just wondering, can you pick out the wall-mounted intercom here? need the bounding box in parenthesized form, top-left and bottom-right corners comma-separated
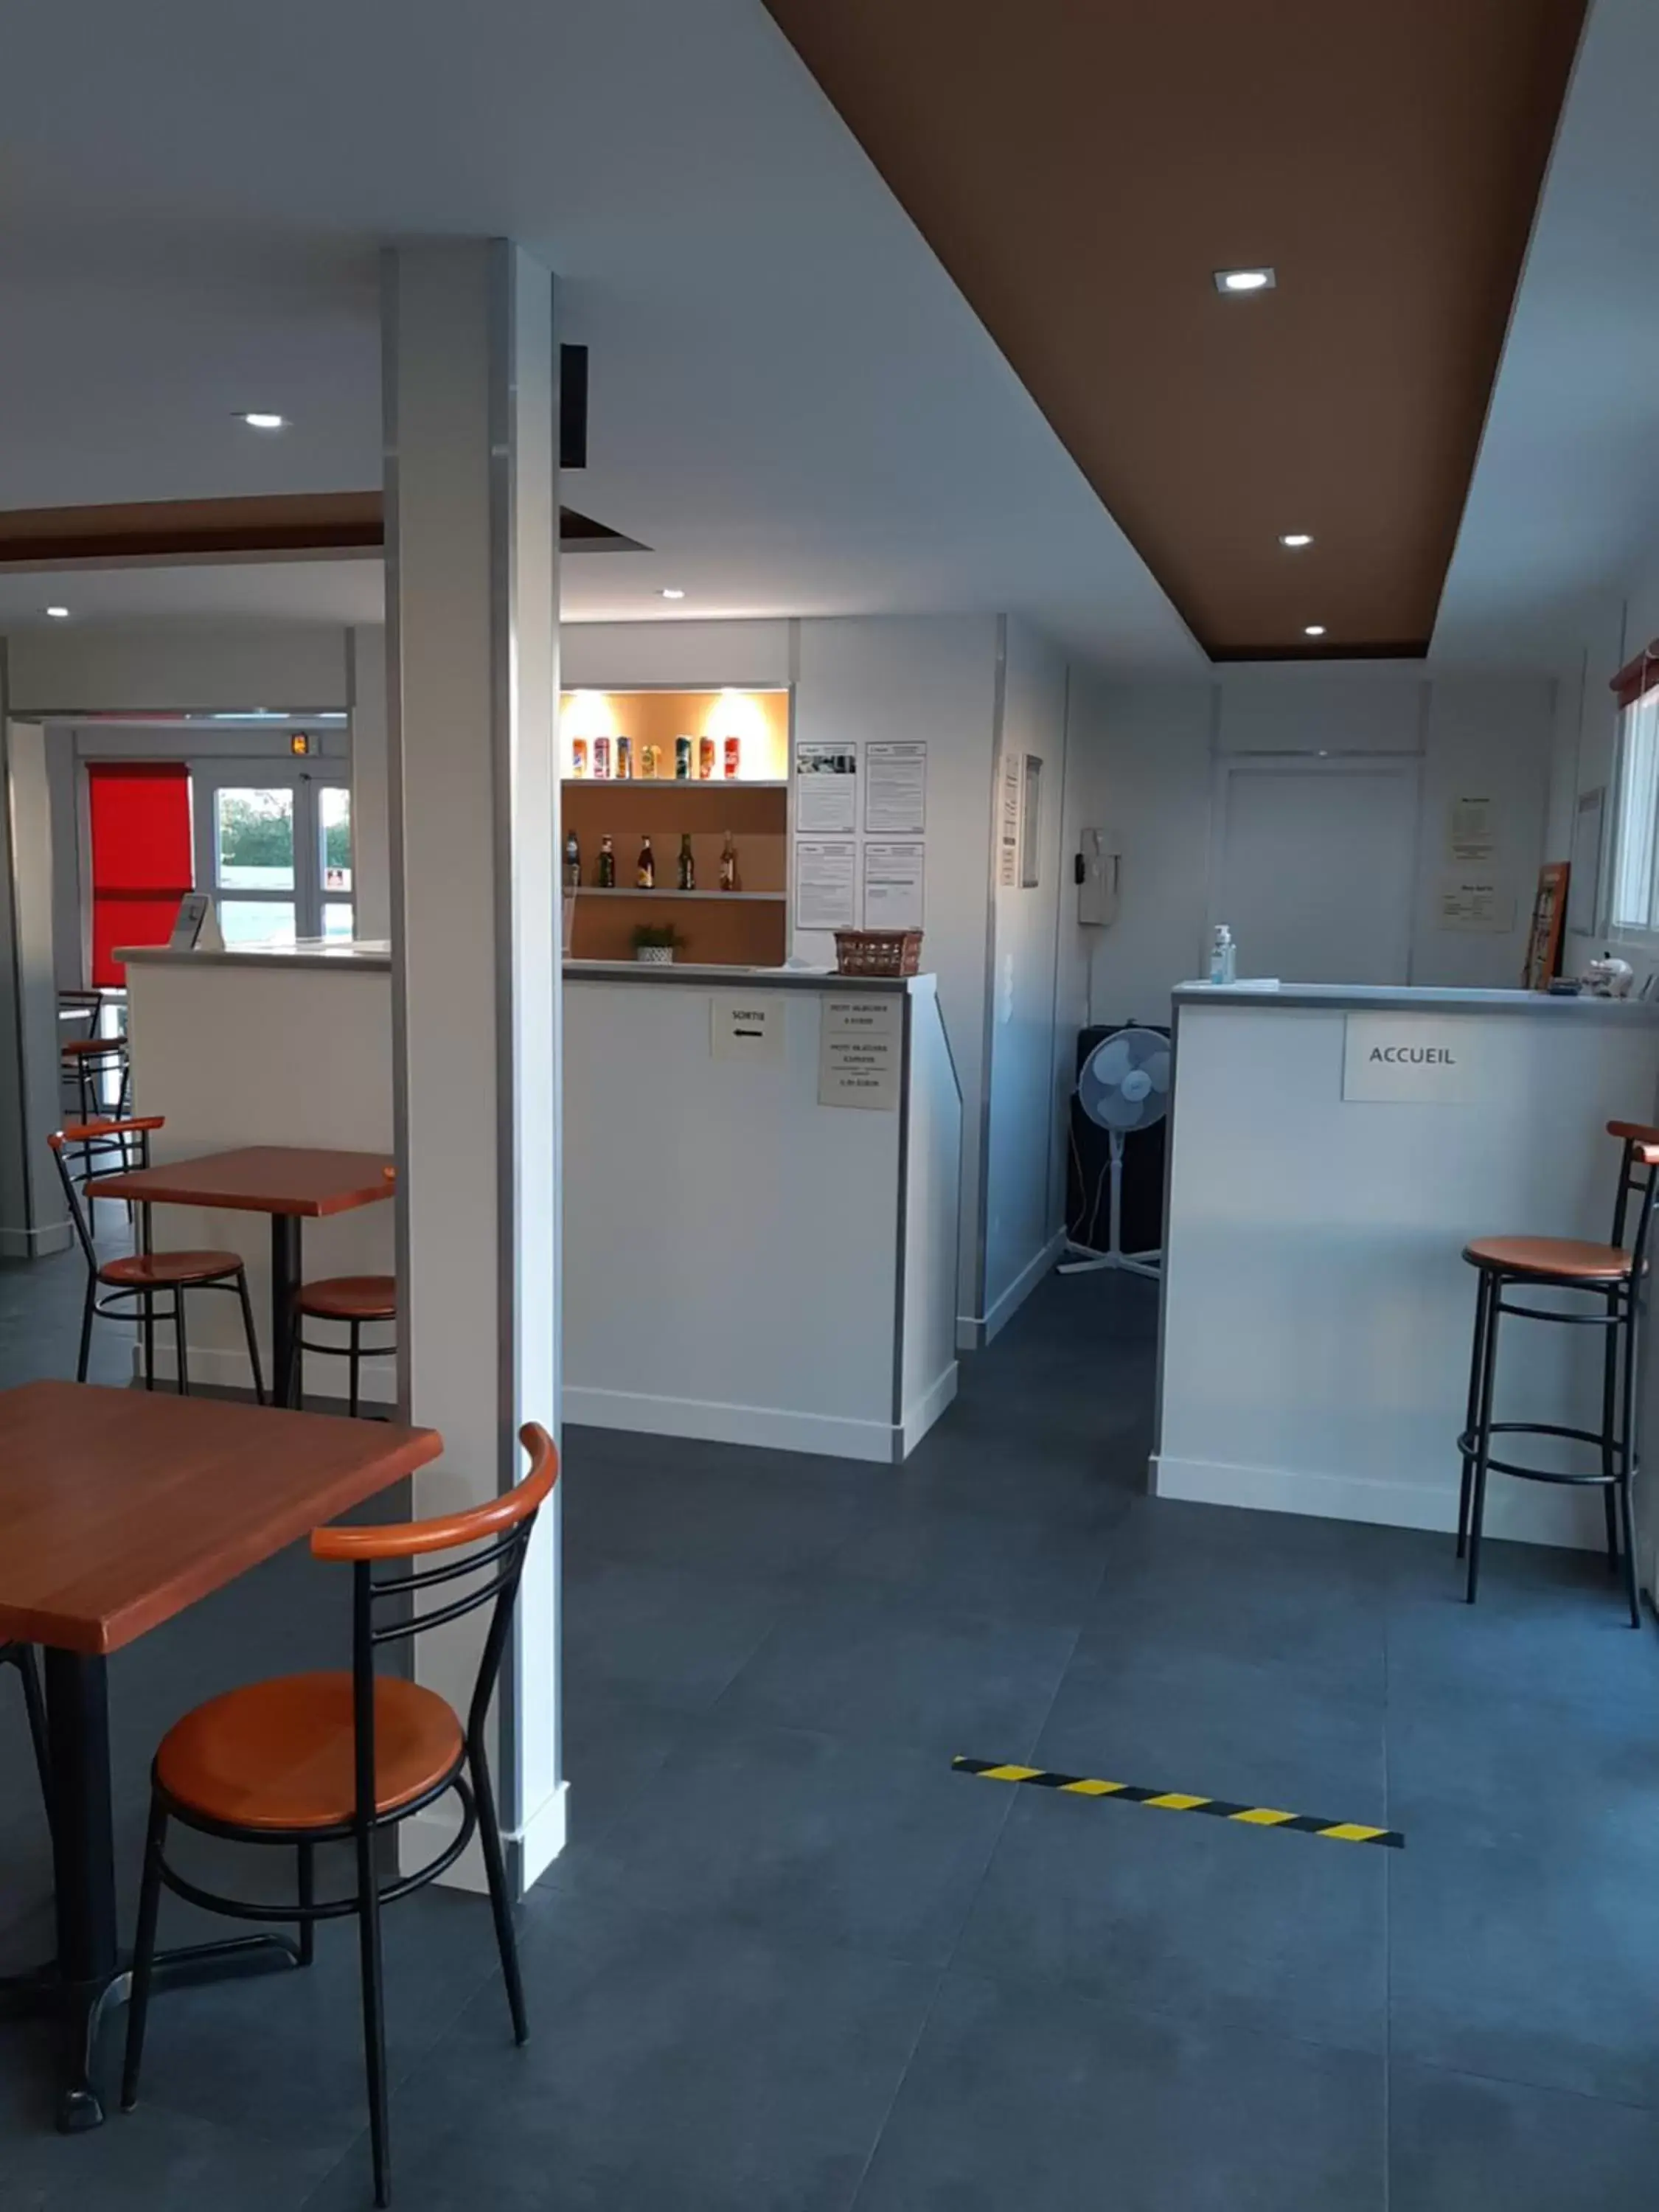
(1076, 828, 1120, 926)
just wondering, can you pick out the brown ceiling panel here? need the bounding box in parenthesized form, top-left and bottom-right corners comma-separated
(764, 0, 1586, 659)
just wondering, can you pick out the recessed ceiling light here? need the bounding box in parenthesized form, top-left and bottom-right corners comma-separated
(1304, 624, 1327, 638)
(240, 411, 288, 431)
(1279, 532, 1313, 549)
(1214, 267, 1276, 294)
(45, 605, 70, 619)
(658, 588, 686, 600)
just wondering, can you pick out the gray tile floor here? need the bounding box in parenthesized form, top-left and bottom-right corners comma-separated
(4, 1234, 1659, 2206)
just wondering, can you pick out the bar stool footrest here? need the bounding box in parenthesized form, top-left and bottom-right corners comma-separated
(1455, 1419, 1631, 1486)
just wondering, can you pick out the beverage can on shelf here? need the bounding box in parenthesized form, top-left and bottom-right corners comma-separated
(571, 738, 589, 778)
(698, 736, 716, 781)
(723, 735, 741, 780)
(675, 736, 692, 780)
(616, 735, 633, 779)
(593, 735, 611, 779)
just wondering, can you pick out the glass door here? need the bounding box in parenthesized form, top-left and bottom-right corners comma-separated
(195, 769, 353, 945)
(319, 783, 355, 941)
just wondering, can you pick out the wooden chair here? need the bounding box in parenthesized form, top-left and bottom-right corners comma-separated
(122, 1423, 558, 2209)
(295, 1163, 397, 1416)
(1, 1640, 51, 1823)
(49, 1121, 264, 1399)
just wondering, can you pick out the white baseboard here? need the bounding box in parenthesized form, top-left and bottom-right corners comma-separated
(563, 1382, 900, 1464)
(403, 1778, 568, 1899)
(900, 1361, 958, 1458)
(1152, 1450, 1613, 1551)
(133, 1341, 397, 1405)
(961, 1228, 1067, 1352)
(0, 1218, 74, 1260)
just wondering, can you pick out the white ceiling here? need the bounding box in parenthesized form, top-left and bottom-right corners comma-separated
(0, 0, 1202, 670)
(1434, 0, 1659, 667)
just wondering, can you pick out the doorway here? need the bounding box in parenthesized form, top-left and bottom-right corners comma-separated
(1208, 754, 1420, 985)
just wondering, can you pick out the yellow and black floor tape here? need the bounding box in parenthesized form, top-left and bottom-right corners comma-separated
(952, 1756, 1403, 1848)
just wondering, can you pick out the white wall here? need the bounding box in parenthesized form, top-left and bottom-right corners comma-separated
(7, 622, 349, 716)
(1067, 664, 1557, 1029)
(981, 618, 1071, 1335)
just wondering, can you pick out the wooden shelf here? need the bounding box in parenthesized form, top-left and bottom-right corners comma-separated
(571, 888, 783, 902)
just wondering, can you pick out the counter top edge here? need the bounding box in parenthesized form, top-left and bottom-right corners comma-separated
(1174, 981, 1659, 1020)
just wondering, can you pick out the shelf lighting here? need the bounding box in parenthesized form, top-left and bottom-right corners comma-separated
(1214, 267, 1276, 294)
(658, 588, 686, 600)
(1279, 532, 1313, 549)
(1304, 625, 1327, 638)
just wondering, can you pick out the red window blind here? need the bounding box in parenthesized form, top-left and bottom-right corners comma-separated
(86, 764, 193, 987)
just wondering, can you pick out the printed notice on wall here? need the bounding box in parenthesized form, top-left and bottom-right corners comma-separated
(1437, 876, 1514, 933)
(818, 995, 902, 1110)
(1343, 1014, 1492, 1103)
(796, 742, 858, 832)
(865, 742, 927, 834)
(794, 841, 858, 931)
(863, 843, 925, 930)
(1447, 796, 1497, 866)
(998, 752, 1022, 887)
(710, 994, 785, 1065)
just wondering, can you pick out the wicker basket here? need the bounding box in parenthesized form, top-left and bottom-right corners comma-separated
(832, 928, 924, 977)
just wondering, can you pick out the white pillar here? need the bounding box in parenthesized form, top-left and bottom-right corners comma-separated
(0, 675, 71, 1259)
(383, 241, 563, 1893)
(347, 626, 392, 944)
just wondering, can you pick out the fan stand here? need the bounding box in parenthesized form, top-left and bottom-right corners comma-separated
(1060, 1129, 1162, 1280)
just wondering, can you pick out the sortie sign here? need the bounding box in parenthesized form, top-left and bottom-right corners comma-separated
(1342, 1015, 1486, 1102)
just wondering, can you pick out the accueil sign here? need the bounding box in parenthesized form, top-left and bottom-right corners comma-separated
(1342, 1015, 1486, 1103)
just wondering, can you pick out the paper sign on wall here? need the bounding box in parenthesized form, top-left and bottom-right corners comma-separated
(998, 752, 1022, 888)
(818, 995, 902, 1109)
(1447, 796, 1497, 865)
(795, 841, 858, 931)
(795, 743, 858, 832)
(1343, 1015, 1491, 1103)
(863, 843, 925, 930)
(1437, 877, 1514, 933)
(865, 742, 927, 833)
(711, 995, 785, 1064)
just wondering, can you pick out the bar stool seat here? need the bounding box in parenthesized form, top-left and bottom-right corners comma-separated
(100, 1249, 247, 1289)
(297, 1276, 397, 1322)
(1464, 1236, 1632, 1281)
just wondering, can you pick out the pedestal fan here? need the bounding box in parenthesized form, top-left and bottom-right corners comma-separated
(1059, 1026, 1169, 1280)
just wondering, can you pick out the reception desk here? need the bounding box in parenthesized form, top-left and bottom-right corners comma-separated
(119, 947, 961, 1463)
(1155, 982, 1659, 1548)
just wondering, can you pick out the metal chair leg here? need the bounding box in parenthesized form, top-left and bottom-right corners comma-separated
(1466, 1282, 1503, 1605)
(11, 1644, 52, 1821)
(142, 1293, 156, 1391)
(298, 1842, 316, 1968)
(355, 1817, 391, 2208)
(234, 1270, 266, 1405)
(174, 1291, 190, 1397)
(1457, 1270, 1492, 1559)
(1620, 1290, 1643, 1630)
(1602, 1285, 1621, 1573)
(120, 1799, 170, 2110)
(349, 1320, 361, 1420)
(470, 1741, 529, 2045)
(75, 1278, 96, 1384)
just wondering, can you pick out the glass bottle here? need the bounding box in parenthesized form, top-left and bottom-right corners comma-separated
(563, 830, 580, 890)
(636, 836, 655, 890)
(597, 834, 616, 888)
(678, 832, 695, 891)
(719, 831, 738, 892)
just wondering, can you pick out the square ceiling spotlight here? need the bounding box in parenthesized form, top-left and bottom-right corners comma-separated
(1214, 267, 1276, 294)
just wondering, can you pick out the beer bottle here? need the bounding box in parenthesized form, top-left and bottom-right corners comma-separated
(678, 832, 695, 891)
(563, 830, 580, 890)
(636, 836, 655, 890)
(719, 832, 738, 892)
(597, 834, 616, 888)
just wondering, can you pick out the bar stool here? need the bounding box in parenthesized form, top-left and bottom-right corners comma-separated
(1458, 1119, 1659, 1624)
(60, 1035, 131, 1127)
(293, 1276, 397, 1416)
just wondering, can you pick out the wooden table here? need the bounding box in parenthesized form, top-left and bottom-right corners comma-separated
(92, 1146, 394, 1408)
(0, 1381, 441, 2132)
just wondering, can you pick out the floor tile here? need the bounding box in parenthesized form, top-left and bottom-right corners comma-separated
(300, 1909, 938, 2212)
(539, 1720, 1013, 1969)
(851, 1969, 1385, 2211)
(560, 1557, 788, 1715)
(1390, 1825, 1659, 2106)
(1389, 2059, 1659, 2211)
(1385, 1556, 1659, 1714)
(815, 1495, 1121, 1627)
(954, 1782, 1387, 2053)
(714, 1585, 1079, 1753)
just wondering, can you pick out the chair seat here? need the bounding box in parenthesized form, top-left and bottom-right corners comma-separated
(298, 1274, 397, 1322)
(100, 1249, 244, 1288)
(60, 1037, 125, 1060)
(1464, 1234, 1632, 1281)
(155, 1672, 464, 1832)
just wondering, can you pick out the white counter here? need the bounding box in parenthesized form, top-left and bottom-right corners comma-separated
(1155, 982, 1659, 1547)
(119, 947, 962, 1459)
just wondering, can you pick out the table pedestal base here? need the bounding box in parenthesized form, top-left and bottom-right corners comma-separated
(0, 1934, 301, 2131)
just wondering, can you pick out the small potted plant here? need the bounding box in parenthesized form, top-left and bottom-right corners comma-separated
(630, 921, 684, 966)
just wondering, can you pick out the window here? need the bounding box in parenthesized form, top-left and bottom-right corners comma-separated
(212, 784, 297, 947)
(1609, 684, 1659, 933)
(192, 769, 352, 945)
(86, 763, 193, 986)
(320, 785, 354, 939)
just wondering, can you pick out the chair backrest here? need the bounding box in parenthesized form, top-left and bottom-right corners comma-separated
(311, 1423, 559, 1831)
(1607, 1121, 1659, 1270)
(47, 1117, 163, 1267)
(58, 990, 102, 1040)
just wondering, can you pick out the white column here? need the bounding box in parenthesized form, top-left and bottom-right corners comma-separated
(0, 675, 71, 1259)
(347, 626, 392, 943)
(383, 241, 563, 1893)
